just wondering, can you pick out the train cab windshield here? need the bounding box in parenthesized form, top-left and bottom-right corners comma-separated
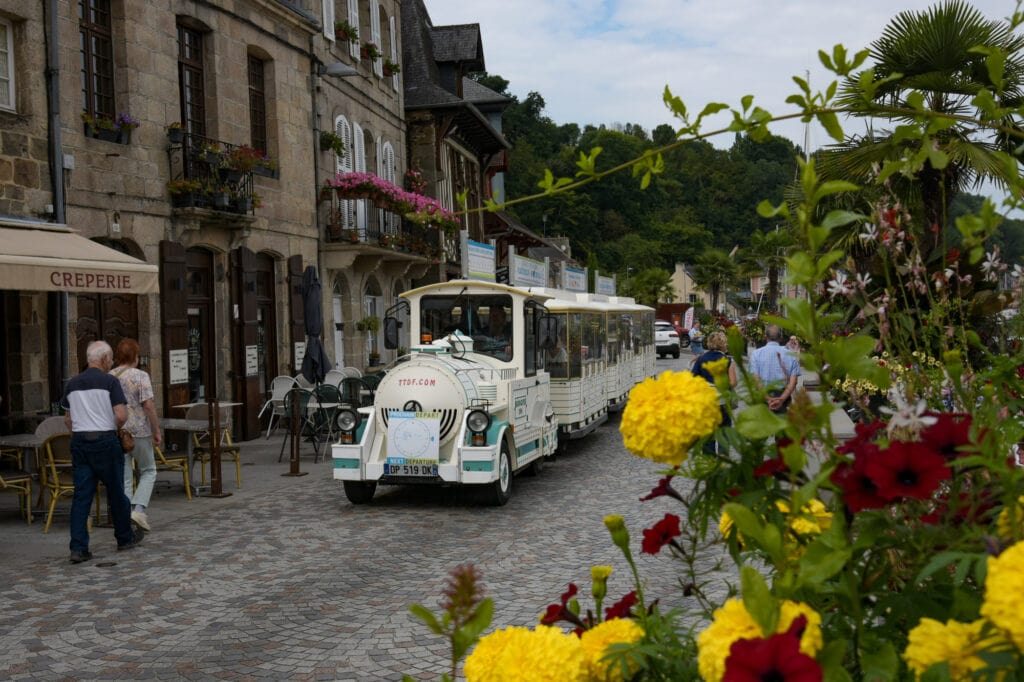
(420, 294, 514, 361)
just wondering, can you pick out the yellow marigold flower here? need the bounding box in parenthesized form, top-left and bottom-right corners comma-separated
(591, 565, 612, 600)
(579, 619, 645, 682)
(996, 496, 1024, 540)
(697, 598, 823, 682)
(620, 370, 722, 465)
(777, 499, 832, 536)
(904, 618, 1002, 680)
(464, 625, 587, 682)
(590, 566, 613, 581)
(981, 540, 1024, 650)
(705, 357, 729, 377)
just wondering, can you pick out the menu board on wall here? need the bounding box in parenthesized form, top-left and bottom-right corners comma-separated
(168, 349, 188, 385)
(245, 345, 259, 377)
(294, 341, 306, 368)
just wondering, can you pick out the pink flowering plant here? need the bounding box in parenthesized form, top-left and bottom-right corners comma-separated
(323, 171, 461, 234)
(405, 4, 1024, 680)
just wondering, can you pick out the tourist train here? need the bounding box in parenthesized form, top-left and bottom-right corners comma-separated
(331, 279, 656, 505)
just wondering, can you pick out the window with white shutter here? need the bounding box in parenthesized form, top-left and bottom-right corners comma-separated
(353, 123, 366, 233)
(370, 0, 382, 78)
(375, 136, 385, 234)
(0, 19, 13, 111)
(389, 15, 399, 91)
(323, 0, 335, 42)
(335, 116, 354, 230)
(383, 141, 397, 230)
(348, 0, 360, 60)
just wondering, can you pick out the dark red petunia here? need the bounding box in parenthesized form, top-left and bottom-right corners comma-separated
(640, 475, 684, 502)
(540, 583, 581, 627)
(835, 419, 886, 456)
(723, 615, 822, 682)
(830, 444, 889, 513)
(865, 440, 950, 501)
(920, 412, 973, 460)
(755, 456, 787, 477)
(641, 513, 682, 555)
(604, 590, 637, 620)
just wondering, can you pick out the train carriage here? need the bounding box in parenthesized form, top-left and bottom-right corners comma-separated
(331, 279, 655, 506)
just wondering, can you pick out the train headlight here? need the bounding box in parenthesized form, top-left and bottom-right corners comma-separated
(337, 409, 361, 443)
(467, 409, 491, 446)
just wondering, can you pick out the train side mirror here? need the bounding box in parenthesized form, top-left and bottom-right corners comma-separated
(538, 315, 559, 350)
(383, 317, 400, 349)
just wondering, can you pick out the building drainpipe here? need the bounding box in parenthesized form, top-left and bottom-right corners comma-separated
(45, 0, 70, 408)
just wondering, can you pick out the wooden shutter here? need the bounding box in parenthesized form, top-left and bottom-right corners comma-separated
(389, 14, 399, 91)
(354, 123, 366, 233)
(232, 246, 260, 439)
(348, 0, 360, 60)
(370, 0, 382, 78)
(288, 255, 304, 374)
(336, 116, 354, 230)
(159, 240, 189, 411)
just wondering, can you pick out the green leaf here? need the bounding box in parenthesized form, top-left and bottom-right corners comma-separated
(409, 604, 444, 635)
(723, 503, 767, 548)
(860, 639, 899, 681)
(736, 404, 787, 440)
(740, 565, 777, 636)
(821, 210, 865, 230)
(811, 180, 860, 205)
(698, 102, 729, 119)
(757, 199, 789, 219)
(797, 540, 851, 587)
(452, 598, 494, 661)
(818, 640, 853, 682)
(817, 111, 844, 142)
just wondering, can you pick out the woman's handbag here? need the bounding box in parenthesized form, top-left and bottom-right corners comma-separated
(118, 428, 136, 453)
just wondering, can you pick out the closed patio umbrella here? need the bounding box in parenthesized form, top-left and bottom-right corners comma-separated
(300, 266, 332, 385)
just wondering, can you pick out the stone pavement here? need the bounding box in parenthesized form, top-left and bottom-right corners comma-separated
(0, 418, 725, 680)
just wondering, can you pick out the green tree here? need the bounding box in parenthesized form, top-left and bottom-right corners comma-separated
(691, 248, 740, 312)
(621, 267, 674, 307)
(740, 229, 795, 313)
(825, 0, 1024, 255)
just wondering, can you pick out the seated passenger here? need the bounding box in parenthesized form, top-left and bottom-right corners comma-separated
(480, 307, 512, 360)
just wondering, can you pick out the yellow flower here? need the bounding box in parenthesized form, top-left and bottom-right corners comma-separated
(981, 540, 1024, 650)
(590, 566, 613, 581)
(697, 599, 823, 682)
(777, 499, 832, 536)
(904, 618, 1003, 680)
(705, 357, 729, 377)
(995, 496, 1024, 540)
(620, 370, 722, 465)
(579, 619, 645, 681)
(591, 565, 612, 600)
(464, 625, 587, 682)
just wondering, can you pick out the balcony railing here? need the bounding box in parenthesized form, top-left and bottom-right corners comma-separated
(167, 132, 256, 215)
(323, 198, 441, 259)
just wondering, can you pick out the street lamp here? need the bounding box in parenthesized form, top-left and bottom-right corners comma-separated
(626, 266, 634, 289)
(317, 62, 359, 78)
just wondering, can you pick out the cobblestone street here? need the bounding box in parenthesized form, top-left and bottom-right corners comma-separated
(0, 357, 735, 680)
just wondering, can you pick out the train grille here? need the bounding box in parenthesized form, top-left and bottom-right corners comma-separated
(379, 407, 460, 443)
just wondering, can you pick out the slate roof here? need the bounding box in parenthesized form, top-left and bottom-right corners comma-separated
(430, 25, 484, 67)
(462, 77, 511, 109)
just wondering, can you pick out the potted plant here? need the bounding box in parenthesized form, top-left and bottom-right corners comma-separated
(166, 178, 203, 208)
(199, 141, 223, 165)
(230, 187, 253, 213)
(220, 144, 259, 182)
(166, 122, 186, 144)
(81, 112, 118, 142)
(334, 19, 359, 42)
(368, 350, 381, 366)
(252, 151, 278, 178)
(114, 113, 139, 143)
(355, 315, 381, 334)
(360, 41, 382, 61)
(319, 131, 345, 156)
(382, 58, 400, 77)
(206, 182, 231, 210)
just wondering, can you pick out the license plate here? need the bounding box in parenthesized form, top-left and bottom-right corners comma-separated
(387, 463, 438, 476)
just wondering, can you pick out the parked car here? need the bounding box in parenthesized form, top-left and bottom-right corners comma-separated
(655, 320, 681, 358)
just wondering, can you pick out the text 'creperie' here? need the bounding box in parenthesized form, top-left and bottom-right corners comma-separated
(50, 271, 132, 290)
(398, 378, 437, 387)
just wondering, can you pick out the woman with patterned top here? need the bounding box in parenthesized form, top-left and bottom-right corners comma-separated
(110, 338, 162, 531)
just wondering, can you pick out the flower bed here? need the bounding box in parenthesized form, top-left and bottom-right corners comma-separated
(322, 171, 461, 235)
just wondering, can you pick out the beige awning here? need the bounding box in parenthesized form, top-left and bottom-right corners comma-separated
(0, 220, 159, 294)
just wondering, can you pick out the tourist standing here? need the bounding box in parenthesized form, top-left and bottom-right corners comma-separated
(111, 338, 161, 531)
(688, 320, 704, 355)
(748, 324, 800, 414)
(62, 340, 143, 564)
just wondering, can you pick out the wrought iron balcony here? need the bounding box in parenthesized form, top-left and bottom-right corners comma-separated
(166, 132, 258, 215)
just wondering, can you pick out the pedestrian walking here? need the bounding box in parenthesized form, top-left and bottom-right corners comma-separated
(692, 331, 738, 454)
(748, 324, 800, 414)
(110, 338, 161, 531)
(61, 340, 144, 564)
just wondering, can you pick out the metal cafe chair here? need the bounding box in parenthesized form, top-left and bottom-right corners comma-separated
(278, 388, 322, 462)
(258, 375, 297, 439)
(40, 433, 103, 533)
(312, 383, 343, 456)
(0, 468, 32, 524)
(154, 444, 192, 500)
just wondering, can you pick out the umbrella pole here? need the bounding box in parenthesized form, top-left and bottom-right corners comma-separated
(283, 390, 308, 477)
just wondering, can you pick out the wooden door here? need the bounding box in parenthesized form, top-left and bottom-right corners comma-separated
(231, 246, 260, 439)
(160, 241, 189, 410)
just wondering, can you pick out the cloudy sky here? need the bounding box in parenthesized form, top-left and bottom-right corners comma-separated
(424, 0, 1017, 153)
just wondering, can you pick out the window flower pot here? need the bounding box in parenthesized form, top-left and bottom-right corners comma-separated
(167, 127, 185, 144)
(234, 197, 253, 213)
(170, 192, 200, 208)
(218, 168, 243, 184)
(211, 192, 231, 210)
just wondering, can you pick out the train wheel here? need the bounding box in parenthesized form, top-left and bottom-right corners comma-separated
(343, 481, 377, 504)
(486, 442, 513, 506)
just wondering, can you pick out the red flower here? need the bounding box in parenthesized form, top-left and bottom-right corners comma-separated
(830, 444, 889, 513)
(540, 583, 582, 627)
(835, 420, 886, 456)
(604, 590, 637, 620)
(755, 456, 787, 477)
(641, 513, 682, 555)
(865, 440, 950, 501)
(640, 475, 683, 502)
(723, 616, 822, 682)
(920, 412, 973, 460)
